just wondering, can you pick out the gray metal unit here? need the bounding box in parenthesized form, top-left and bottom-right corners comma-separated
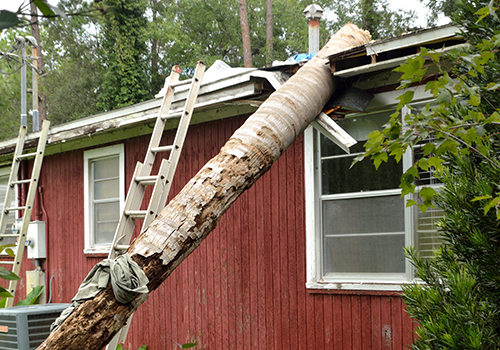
(0, 303, 69, 350)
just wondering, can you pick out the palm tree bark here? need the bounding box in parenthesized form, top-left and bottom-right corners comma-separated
(36, 23, 371, 350)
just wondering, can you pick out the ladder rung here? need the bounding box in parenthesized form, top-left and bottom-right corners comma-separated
(0, 261, 15, 265)
(16, 152, 38, 160)
(135, 175, 158, 185)
(0, 234, 21, 238)
(114, 245, 130, 251)
(124, 210, 146, 219)
(11, 179, 32, 185)
(6, 206, 26, 212)
(160, 111, 183, 121)
(151, 145, 174, 153)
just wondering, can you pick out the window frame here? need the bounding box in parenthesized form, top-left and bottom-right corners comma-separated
(305, 88, 435, 291)
(83, 144, 125, 254)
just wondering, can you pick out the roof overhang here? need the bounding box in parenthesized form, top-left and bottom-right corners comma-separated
(0, 63, 285, 165)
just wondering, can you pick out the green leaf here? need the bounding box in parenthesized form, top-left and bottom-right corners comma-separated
(16, 286, 44, 306)
(419, 186, 437, 206)
(0, 286, 13, 298)
(115, 345, 124, 350)
(396, 91, 415, 110)
(137, 346, 148, 350)
(406, 199, 418, 207)
(484, 197, 500, 214)
(0, 10, 19, 30)
(475, 6, 490, 22)
(436, 89, 453, 104)
(0, 297, 6, 308)
(371, 152, 388, 170)
(0, 244, 16, 255)
(417, 204, 428, 213)
(472, 195, 492, 202)
(34, 0, 56, 16)
(4, 249, 14, 258)
(0, 266, 20, 280)
(182, 343, 198, 349)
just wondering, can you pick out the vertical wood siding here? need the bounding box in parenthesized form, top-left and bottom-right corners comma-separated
(1, 115, 417, 349)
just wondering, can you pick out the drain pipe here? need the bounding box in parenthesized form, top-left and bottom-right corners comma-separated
(303, 4, 324, 54)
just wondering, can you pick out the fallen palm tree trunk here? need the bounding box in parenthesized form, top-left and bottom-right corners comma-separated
(37, 23, 371, 350)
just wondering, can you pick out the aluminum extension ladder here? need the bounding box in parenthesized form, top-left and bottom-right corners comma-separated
(107, 61, 205, 349)
(0, 120, 50, 308)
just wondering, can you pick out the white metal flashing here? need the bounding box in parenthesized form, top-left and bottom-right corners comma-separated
(366, 25, 462, 56)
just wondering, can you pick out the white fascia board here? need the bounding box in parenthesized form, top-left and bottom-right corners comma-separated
(366, 25, 462, 56)
(336, 43, 469, 78)
(311, 112, 357, 153)
(0, 70, 276, 151)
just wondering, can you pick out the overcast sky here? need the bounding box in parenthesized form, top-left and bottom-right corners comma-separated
(4, 0, 448, 30)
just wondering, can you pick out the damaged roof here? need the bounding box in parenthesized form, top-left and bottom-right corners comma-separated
(0, 25, 466, 165)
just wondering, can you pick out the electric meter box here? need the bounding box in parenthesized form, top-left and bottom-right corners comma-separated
(27, 221, 46, 259)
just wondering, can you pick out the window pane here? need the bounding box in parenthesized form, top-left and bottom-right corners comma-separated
(95, 201, 120, 222)
(95, 222, 118, 244)
(93, 157, 119, 180)
(321, 142, 402, 195)
(415, 205, 444, 259)
(94, 178, 119, 200)
(94, 201, 119, 245)
(322, 195, 405, 235)
(323, 234, 405, 273)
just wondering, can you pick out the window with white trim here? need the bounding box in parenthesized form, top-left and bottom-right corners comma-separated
(305, 102, 442, 290)
(0, 167, 17, 250)
(84, 144, 125, 253)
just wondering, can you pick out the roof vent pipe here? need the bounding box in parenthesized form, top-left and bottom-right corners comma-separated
(303, 4, 324, 54)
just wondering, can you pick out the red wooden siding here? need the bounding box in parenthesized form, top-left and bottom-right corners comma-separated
(1, 115, 417, 349)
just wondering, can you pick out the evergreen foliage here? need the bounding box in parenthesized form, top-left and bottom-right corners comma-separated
(0, 0, 418, 139)
(360, 0, 500, 348)
(97, 0, 150, 110)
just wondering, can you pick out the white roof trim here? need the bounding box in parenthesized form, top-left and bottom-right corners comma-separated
(366, 25, 462, 56)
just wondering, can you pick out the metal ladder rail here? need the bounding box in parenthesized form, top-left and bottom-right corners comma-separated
(0, 126, 28, 236)
(142, 61, 206, 231)
(106, 62, 206, 350)
(0, 120, 50, 308)
(109, 62, 206, 258)
(107, 66, 181, 260)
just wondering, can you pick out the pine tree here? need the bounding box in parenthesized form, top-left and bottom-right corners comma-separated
(98, 0, 150, 110)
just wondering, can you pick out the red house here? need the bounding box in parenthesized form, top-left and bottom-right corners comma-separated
(0, 25, 463, 349)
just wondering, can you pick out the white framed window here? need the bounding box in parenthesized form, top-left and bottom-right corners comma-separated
(84, 144, 125, 254)
(305, 90, 442, 291)
(0, 167, 17, 251)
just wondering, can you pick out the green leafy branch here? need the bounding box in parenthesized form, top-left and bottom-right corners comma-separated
(0, 243, 44, 308)
(356, 6, 500, 216)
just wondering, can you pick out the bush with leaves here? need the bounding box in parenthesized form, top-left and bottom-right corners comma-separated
(359, 0, 500, 348)
(0, 243, 44, 308)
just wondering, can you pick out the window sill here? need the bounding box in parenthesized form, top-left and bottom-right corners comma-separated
(84, 248, 110, 258)
(306, 281, 409, 296)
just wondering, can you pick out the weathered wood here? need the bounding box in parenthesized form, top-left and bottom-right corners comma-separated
(37, 23, 371, 349)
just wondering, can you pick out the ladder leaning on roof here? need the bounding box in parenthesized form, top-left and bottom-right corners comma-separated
(0, 120, 50, 308)
(106, 61, 206, 350)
